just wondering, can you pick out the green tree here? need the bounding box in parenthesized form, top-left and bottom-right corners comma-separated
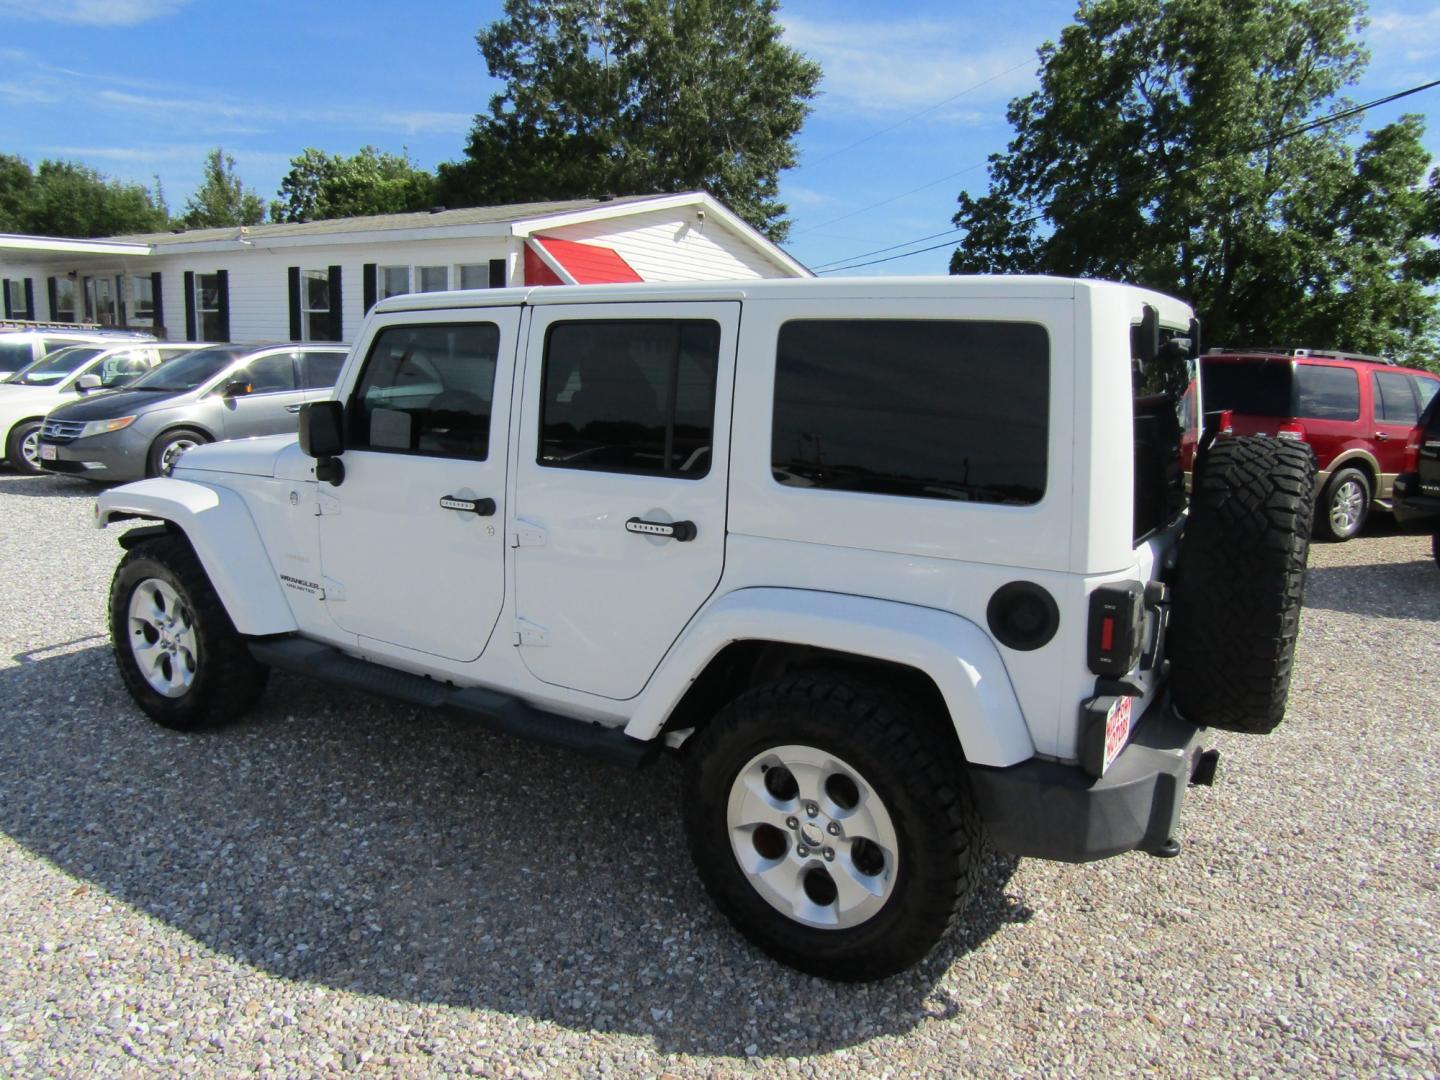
(438, 0, 822, 241)
(0, 155, 170, 237)
(182, 148, 266, 228)
(270, 146, 438, 223)
(950, 0, 1440, 366)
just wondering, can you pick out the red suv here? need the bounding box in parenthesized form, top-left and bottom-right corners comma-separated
(1195, 350, 1440, 541)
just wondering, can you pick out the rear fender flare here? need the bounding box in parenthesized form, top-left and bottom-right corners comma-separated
(96, 478, 298, 636)
(626, 588, 1034, 768)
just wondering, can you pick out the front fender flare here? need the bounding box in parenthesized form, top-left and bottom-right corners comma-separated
(96, 478, 298, 636)
(626, 588, 1034, 768)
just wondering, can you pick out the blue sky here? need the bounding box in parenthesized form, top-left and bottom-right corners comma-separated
(2, 0, 1437, 276)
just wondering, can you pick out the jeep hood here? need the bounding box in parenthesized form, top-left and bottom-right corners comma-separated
(173, 435, 296, 478)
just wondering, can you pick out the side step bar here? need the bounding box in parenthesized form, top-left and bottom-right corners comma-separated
(248, 637, 657, 769)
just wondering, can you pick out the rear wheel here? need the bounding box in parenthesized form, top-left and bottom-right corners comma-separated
(1316, 466, 1370, 542)
(6, 419, 44, 475)
(682, 672, 983, 980)
(148, 428, 208, 477)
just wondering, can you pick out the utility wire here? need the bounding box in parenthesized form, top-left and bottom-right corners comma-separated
(794, 160, 987, 236)
(814, 76, 1440, 275)
(810, 227, 963, 270)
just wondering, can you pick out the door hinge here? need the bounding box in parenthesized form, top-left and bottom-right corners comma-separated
(512, 617, 549, 647)
(511, 519, 546, 547)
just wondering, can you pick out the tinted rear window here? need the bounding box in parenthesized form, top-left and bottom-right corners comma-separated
(1201, 359, 1292, 416)
(772, 320, 1049, 506)
(1294, 365, 1359, 421)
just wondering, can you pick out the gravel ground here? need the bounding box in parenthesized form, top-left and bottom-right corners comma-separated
(0, 469, 1437, 1078)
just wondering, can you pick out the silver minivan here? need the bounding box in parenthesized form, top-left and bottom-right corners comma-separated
(38, 342, 348, 481)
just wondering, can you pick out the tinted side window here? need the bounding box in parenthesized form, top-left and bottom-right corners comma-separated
(539, 321, 719, 478)
(1374, 371, 1419, 424)
(1293, 365, 1358, 421)
(1417, 377, 1440, 420)
(236, 352, 298, 394)
(300, 350, 345, 390)
(350, 323, 498, 460)
(772, 320, 1049, 506)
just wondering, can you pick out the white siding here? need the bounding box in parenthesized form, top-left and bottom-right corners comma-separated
(542, 208, 787, 282)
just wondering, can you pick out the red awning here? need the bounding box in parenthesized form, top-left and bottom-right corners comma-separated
(526, 236, 644, 285)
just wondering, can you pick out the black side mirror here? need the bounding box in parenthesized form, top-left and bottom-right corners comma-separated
(223, 378, 252, 397)
(298, 400, 345, 486)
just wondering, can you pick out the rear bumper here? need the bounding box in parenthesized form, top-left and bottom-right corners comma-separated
(966, 698, 1207, 863)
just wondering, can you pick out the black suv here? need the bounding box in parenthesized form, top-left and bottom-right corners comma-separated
(1392, 392, 1440, 567)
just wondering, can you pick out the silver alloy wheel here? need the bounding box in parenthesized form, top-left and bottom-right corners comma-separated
(726, 744, 900, 929)
(160, 437, 200, 476)
(19, 427, 41, 469)
(127, 578, 198, 698)
(1330, 478, 1366, 536)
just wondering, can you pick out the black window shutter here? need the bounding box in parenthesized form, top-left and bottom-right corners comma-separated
(288, 266, 302, 340)
(362, 263, 377, 314)
(489, 258, 506, 288)
(150, 271, 165, 334)
(183, 270, 196, 340)
(22, 279, 35, 320)
(47, 277, 58, 320)
(2, 279, 11, 319)
(328, 265, 342, 342)
(216, 269, 230, 342)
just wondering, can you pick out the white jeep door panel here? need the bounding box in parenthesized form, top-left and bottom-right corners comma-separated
(317, 313, 519, 661)
(512, 302, 738, 700)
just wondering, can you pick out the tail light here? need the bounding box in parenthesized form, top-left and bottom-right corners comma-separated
(1218, 409, 1234, 436)
(1403, 425, 1423, 473)
(1277, 420, 1307, 441)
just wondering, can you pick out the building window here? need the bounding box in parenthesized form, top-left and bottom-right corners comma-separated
(4, 279, 27, 319)
(195, 273, 224, 340)
(301, 270, 334, 341)
(417, 266, 448, 292)
(86, 276, 118, 326)
(379, 265, 410, 300)
(458, 264, 489, 290)
(53, 278, 76, 322)
(129, 275, 155, 326)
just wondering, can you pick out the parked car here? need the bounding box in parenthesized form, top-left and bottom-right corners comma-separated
(0, 324, 155, 378)
(1199, 349, 1440, 541)
(39, 343, 349, 482)
(0, 342, 207, 473)
(94, 278, 1317, 979)
(1392, 391, 1440, 567)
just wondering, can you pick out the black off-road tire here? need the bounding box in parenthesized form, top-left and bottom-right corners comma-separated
(1315, 465, 1371, 542)
(682, 671, 984, 981)
(147, 428, 209, 478)
(109, 532, 268, 730)
(1169, 436, 1316, 734)
(6, 418, 44, 475)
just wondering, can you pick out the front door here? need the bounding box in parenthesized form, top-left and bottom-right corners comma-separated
(317, 314, 518, 662)
(512, 302, 738, 700)
(218, 349, 308, 439)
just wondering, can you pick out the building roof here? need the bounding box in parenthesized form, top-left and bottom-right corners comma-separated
(107, 194, 679, 247)
(531, 235, 644, 285)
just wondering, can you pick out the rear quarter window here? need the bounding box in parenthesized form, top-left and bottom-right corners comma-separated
(771, 319, 1049, 506)
(1294, 364, 1359, 421)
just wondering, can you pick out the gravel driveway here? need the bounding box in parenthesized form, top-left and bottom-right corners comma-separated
(1, 471, 1436, 1077)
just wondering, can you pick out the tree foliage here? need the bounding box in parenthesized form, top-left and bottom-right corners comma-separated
(182, 148, 266, 228)
(950, 0, 1440, 365)
(438, 0, 821, 241)
(0, 154, 170, 237)
(270, 146, 439, 223)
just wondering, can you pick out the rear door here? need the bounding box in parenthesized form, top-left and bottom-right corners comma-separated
(1372, 370, 1422, 488)
(511, 302, 737, 700)
(299, 348, 348, 402)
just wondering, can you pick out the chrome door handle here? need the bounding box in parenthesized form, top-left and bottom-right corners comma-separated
(440, 495, 496, 516)
(626, 517, 697, 541)
(285, 404, 304, 413)
(1374, 432, 1389, 441)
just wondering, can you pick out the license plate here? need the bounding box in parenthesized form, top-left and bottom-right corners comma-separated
(1103, 695, 1133, 772)
(39, 443, 56, 461)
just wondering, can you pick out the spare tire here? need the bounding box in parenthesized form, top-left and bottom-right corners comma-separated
(1168, 436, 1316, 734)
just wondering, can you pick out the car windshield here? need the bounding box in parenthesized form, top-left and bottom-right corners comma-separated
(127, 345, 249, 392)
(0, 337, 33, 372)
(4, 346, 105, 386)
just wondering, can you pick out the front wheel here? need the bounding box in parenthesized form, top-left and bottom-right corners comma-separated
(682, 672, 983, 980)
(6, 419, 44, 475)
(109, 533, 268, 730)
(148, 428, 208, 478)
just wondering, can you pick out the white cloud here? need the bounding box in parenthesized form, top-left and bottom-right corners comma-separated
(95, 88, 469, 137)
(0, 81, 58, 104)
(783, 14, 1037, 118)
(0, 0, 188, 26)
(1366, 8, 1440, 82)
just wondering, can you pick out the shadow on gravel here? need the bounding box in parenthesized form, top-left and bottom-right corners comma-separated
(1302, 558, 1440, 621)
(0, 473, 102, 498)
(0, 644, 1030, 1057)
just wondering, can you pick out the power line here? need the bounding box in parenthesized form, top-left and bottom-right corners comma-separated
(810, 227, 962, 270)
(794, 160, 987, 236)
(814, 76, 1440, 275)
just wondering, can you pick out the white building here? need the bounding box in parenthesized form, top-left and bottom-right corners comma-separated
(0, 192, 809, 344)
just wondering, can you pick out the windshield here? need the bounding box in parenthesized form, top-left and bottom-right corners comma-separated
(5, 346, 105, 386)
(127, 345, 248, 393)
(0, 337, 32, 372)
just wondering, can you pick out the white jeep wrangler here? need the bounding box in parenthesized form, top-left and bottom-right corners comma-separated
(96, 277, 1315, 980)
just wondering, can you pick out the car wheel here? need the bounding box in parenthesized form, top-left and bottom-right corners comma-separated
(1317, 466, 1371, 542)
(1169, 436, 1316, 734)
(682, 671, 984, 981)
(109, 532, 268, 730)
(148, 428, 208, 477)
(6, 419, 44, 475)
